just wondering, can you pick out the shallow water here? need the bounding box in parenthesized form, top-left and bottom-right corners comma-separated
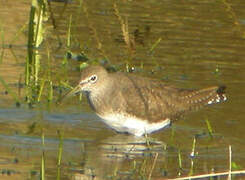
(0, 0, 245, 179)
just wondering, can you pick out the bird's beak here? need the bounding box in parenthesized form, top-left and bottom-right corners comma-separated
(56, 84, 82, 105)
(66, 85, 82, 97)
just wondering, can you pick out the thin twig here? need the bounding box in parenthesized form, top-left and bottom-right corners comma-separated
(148, 153, 158, 180)
(169, 170, 245, 180)
(228, 145, 232, 180)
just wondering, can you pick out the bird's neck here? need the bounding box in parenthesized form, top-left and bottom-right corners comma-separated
(86, 77, 115, 115)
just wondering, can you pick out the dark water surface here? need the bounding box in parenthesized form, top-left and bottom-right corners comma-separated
(0, 0, 245, 179)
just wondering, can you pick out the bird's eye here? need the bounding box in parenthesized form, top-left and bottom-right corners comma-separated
(89, 75, 97, 83)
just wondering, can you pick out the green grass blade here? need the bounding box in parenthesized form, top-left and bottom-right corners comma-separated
(56, 130, 63, 180)
(48, 81, 53, 102)
(178, 149, 182, 169)
(67, 15, 72, 48)
(10, 23, 27, 45)
(37, 78, 46, 102)
(0, 21, 4, 64)
(0, 75, 20, 105)
(41, 131, 45, 180)
(205, 118, 214, 138)
(41, 151, 45, 180)
(150, 37, 162, 52)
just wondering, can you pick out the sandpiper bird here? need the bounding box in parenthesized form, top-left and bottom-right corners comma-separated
(67, 65, 227, 136)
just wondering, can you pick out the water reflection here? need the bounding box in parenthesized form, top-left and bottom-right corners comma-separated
(100, 134, 167, 160)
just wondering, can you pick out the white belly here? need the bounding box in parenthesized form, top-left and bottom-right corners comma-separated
(98, 113, 170, 136)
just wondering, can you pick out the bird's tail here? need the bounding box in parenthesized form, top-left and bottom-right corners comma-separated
(180, 86, 227, 110)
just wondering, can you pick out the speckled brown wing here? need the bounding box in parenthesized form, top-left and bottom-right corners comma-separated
(115, 73, 226, 123)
